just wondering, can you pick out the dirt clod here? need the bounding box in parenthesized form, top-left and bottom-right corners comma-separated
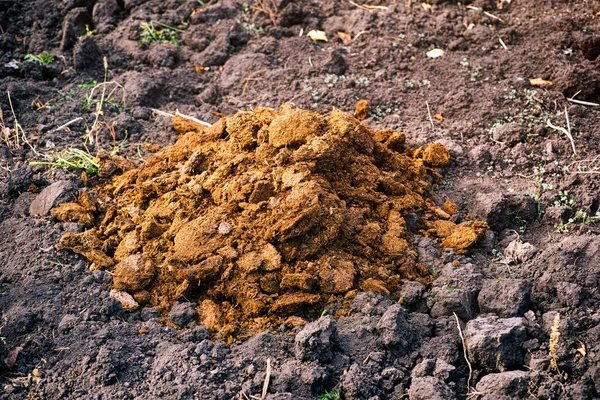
(422, 142, 451, 167)
(53, 105, 483, 337)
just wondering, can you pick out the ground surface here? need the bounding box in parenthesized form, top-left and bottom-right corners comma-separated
(1, 0, 600, 399)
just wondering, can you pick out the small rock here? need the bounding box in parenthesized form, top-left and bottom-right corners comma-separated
(475, 371, 531, 400)
(218, 221, 233, 235)
(109, 289, 139, 311)
(29, 180, 74, 216)
(294, 316, 337, 362)
(464, 315, 526, 371)
(169, 302, 198, 328)
(478, 279, 531, 317)
(408, 376, 458, 400)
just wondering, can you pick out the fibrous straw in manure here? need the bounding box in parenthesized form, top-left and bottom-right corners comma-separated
(52, 104, 487, 339)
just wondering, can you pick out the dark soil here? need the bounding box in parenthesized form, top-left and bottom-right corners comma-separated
(1, 0, 600, 399)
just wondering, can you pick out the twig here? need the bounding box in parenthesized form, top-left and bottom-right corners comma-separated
(546, 112, 576, 156)
(564, 104, 571, 139)
(483, 11, 504, 22)
(498, 37, 508, 50)
(567, 98, 599, 107)
(241, 70, 267, 95)
(53, 117, 84, 132)
(87, 57, 109, 146)
(453, 312, 473, 392)
(425, 100, 435, 130)
(466, 5, 505, 22)
(150, 108, 212, 127)
(175, 110, 212, 127)
(348, 0, 388, 11)
(260, 358, 272, 400)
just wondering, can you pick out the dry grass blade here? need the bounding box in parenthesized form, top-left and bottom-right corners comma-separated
(349, 0, 389, 11)
(549, 313, 561, 374)
(567, 98, 599, 107)
(53, 117, 84, 133)
(252, 0, 279, 25)
(453, 312, 473, 392)
(150, 108, 212, 127)
(426, 100, 435, 129)
(546, 109, 576, 156)
(567, 155, 600, 174)
(260, 358, 272, 400)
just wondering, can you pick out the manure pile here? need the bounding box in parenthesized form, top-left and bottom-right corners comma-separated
(52, 104, 486, 339)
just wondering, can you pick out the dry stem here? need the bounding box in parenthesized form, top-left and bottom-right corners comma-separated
(453, 312, 473, 392)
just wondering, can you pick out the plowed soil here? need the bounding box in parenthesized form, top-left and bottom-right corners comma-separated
(1, 0, 600, 399)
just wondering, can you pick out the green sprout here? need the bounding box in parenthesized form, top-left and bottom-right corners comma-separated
(318, 390, 341, 400)
(139, 21, 182, 47)
(24, 52, 55, 65)
(78, 79, 97, 91)
(30, 148, 99, 174)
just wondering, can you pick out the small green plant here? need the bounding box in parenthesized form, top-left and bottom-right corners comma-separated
(574, 209, 594, 225)
(320, 309, 328, 317)
(554, 209, 597, 233)
(139, 21, 182, 47)
(78, 79, 98, 91)
(553, 191, 576, 208)
(554, 221, 570, 234)
(444, 285, 458, 291)
(491, 248, 504, 262)
(30, 148, 99, 174)
(318, 390, 341, 400)
(24, 52, 54, 65)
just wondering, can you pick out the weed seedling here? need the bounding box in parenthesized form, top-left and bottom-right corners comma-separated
(139, 21, 182, 47)
(24, 52, 54, 65)
(318, 390, 341, 400)
(30, 148, 99, 174)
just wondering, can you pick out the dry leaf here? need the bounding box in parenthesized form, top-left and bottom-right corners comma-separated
(434, 113, 445, 121)
(530, 78, 553, 87)
(426, 48, 445, 58)
(307, 30, 328, 42)
(337, 31, 352, 45)
(421, 2, 432, 11)
(577, 341, 586, 357)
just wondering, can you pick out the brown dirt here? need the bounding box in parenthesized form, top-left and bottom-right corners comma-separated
(53, 104, 484, 339)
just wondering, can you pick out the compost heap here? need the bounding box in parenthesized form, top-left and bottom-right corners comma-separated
(52, 104, 487, 338)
